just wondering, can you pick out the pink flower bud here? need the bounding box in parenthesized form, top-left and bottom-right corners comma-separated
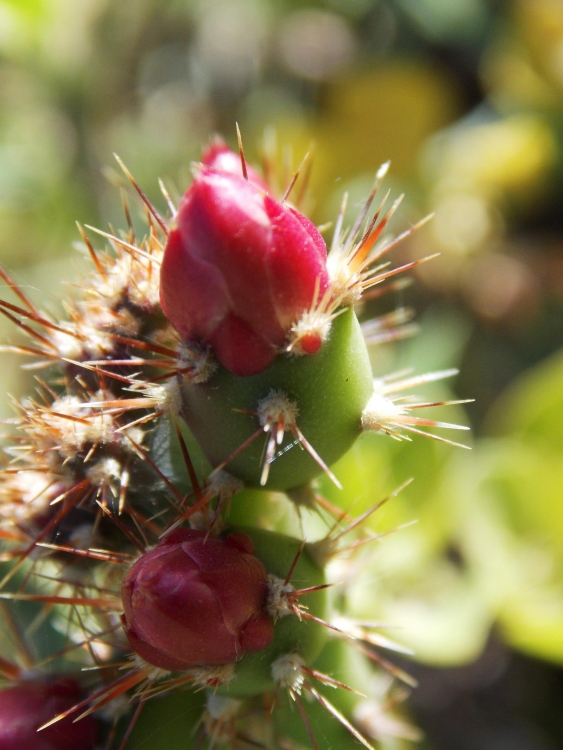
(201, 140, 268, 190)
(121, 529, 274, 671)
(0, 679, 99, 750)
(160, 161, 331, 376)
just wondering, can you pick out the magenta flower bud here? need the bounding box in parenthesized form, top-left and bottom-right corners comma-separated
(201, 140, 268, 190)
(0, 679, 99, 750)
(160, 165, 331, 376)
(121, 529, 274, 671)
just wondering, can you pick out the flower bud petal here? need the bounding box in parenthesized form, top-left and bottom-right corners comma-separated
(0, 679, 99, 750)
(201, 140, 268, 190)
(160, 165, 331, 376)
(121, 530, 273, 670)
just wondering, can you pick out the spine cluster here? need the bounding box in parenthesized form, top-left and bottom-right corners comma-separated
(0, 132, 470, 749)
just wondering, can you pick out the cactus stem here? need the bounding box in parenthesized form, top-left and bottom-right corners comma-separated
(180, 471, 243, 535)
(208, 427, 265, 479)
(207, 388, 343, 490)
(268, 578, 336, 620)
(267, 540, 336, 620)
(256, 389, 341, 488)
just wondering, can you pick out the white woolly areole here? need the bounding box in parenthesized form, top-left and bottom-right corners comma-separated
(110, 308, 142, 337)
(361, 392, 405, 431)
(266, 575, 295, 619)
(38, 396, 116, 455)
(130, 654, 170, 683)
(205, 695, 241, 721)
(271, 653, 306, 692)
(207, 470, 244, 502)
(326, 254, 363, 308)
(51, 329, 88, 360)
(0, 471, 58, 524)
(187, 663, 235, 687)
(67, 523, 97, 550)
(257, 390, 298, 429)
(120, 426, 146, 450)
(286, 307, 332, 356)
(188, 505, 224, 534)
(94, 250, 161, 310)
(141, 380, 183, 414)
(177, 343, 217, 384)
(96, 694, 131, 722)
(86, 457, 122, 486)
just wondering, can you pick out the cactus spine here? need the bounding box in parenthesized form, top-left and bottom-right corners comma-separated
(0, 133, 469, 749)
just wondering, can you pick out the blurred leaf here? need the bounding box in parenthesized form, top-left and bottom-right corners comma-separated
(394, 0, 489, 44)
(486, 348, 563, 447)
(445, 437, 563, 664)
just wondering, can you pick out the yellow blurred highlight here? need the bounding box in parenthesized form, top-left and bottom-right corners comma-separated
(514, 0, 563, 91)
(301, 62, 462, 206)
(432, 193, 492, 255)
(435, 116, 556, 200)
(482, 37, 561, 112)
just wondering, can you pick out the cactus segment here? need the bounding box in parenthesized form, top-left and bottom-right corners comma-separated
(0, 133, 474, 750)
(271, 638, 421, 750)
(179, 307, 374, 491)
(215, 526, 329, 697)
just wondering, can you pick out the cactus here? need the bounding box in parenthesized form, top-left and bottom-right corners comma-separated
(0, 131, 470, 749)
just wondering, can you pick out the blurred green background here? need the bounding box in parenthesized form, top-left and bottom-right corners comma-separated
(1, 0, 563, 747)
